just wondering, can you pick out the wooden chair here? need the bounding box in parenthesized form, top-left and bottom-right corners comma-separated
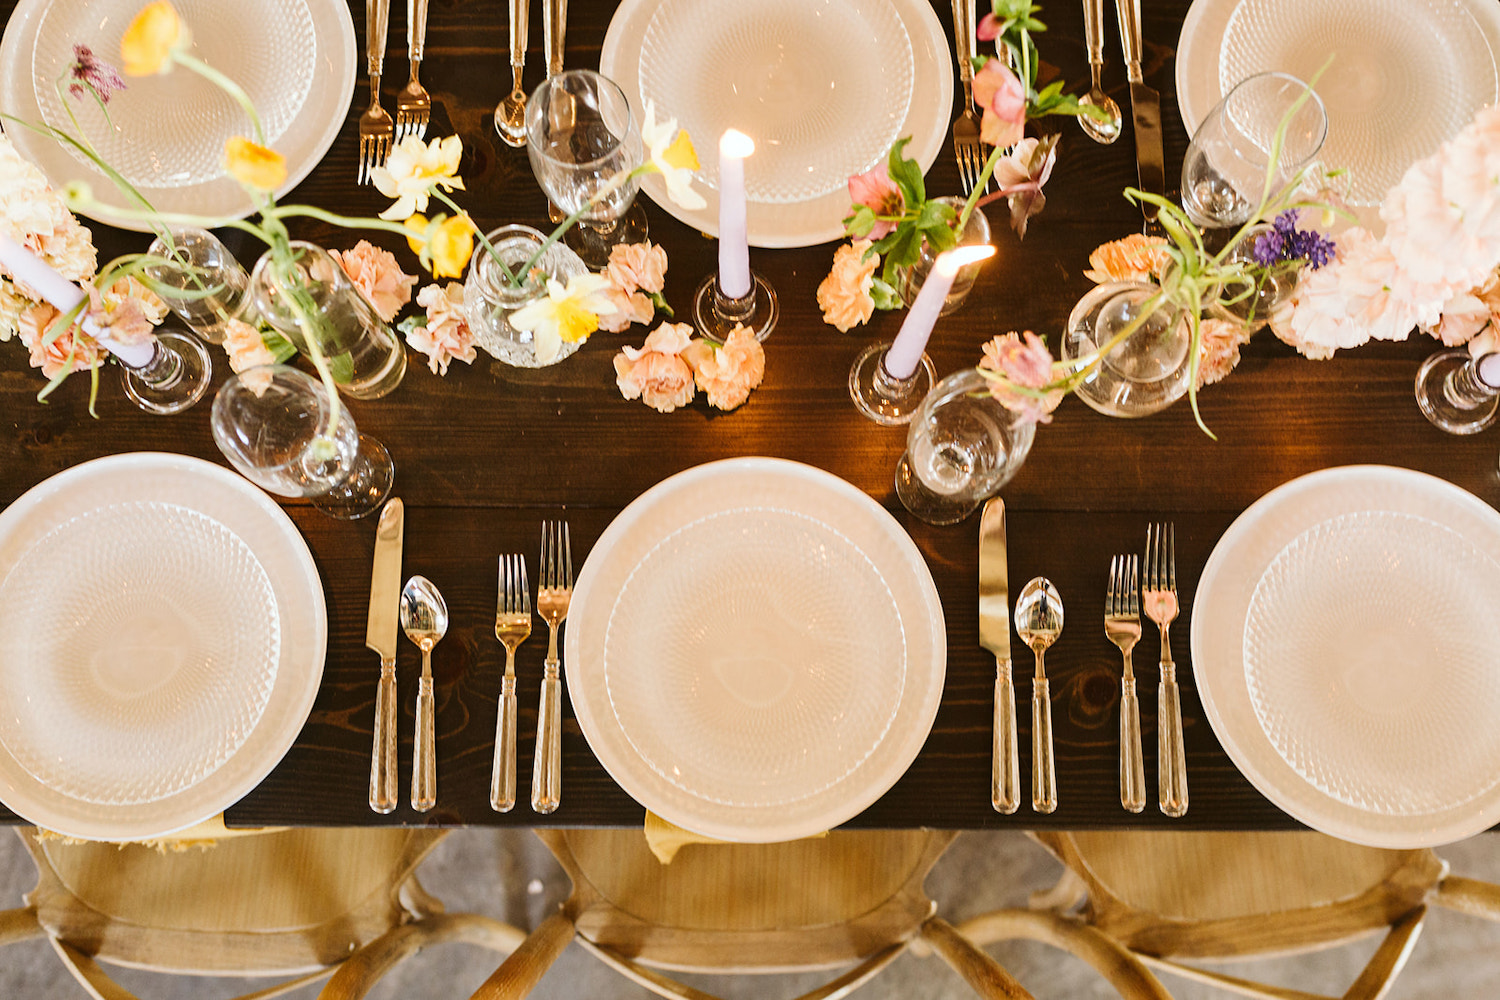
(0, 826, 527, 999)
(995, 830, 1500, 1000)
(464, 828, 1173, 1000)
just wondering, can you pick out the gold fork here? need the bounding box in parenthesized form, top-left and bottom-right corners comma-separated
(1105, 554, 1145, 813)
(358, 0, 395, 183)
(951, 0, 989, 196)
(394, 0, 431, 142)
(532, 521, 572, 814)
(490, 554, 531, 812)
(1144, 522, 1188, 817)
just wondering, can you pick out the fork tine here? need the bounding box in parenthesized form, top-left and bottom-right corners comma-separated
(1144, 523, 1156, 589)
(540, 522, 551, 589)
(1105, 555, 1118, 616)
(563, 523, 572, 587)
(1128, 555, 1139, 614)
(505, 554, 516, 613)
(1167, 523, 1177, 591)
(520, 556, 531, 614)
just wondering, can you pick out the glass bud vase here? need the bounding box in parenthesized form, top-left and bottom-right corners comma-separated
(143, 227, 252, 344)
(896, 197, 992, 316)
(1061, 281, 1193, 418)
(463, 225, 589, 367)
(895, 368, 1035, 525)
(1215, 223, 1297, 330)
(248, 241, 407, 400)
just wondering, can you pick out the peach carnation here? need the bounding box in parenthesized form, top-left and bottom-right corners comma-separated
(405, 282, 476, 375)
(16, 302, 105, 377)
(1195, 318, 1252, 389)
(330, 240, 417, 323)
(1083, 234, 1169, 284)
(817, 239, 877, 332)
(614, 322, 696, 412)
(221, 316, 277, 374)
(683, 324, 765, 411)
(605, 241, 668, 295)
(596, 285, 656, 333)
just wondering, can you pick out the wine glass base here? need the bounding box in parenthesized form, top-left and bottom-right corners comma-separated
(312, 434, 395, 520)
(691, 272, 778, 343)
(564, 203, 650, 268)
(1416, 348, 1500, 434)
(121, 328, 212, 415)
(848, 342, 935, 425)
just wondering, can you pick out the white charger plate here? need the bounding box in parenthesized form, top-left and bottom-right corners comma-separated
(567, 458, 946, 842)
(0, 453, 326, 840)
(0, 0, 356, 232)
(1191, 465, 1500, 847)
(600, 0, 952, 248)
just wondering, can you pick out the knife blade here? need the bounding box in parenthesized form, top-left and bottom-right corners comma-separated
(979, 498, 1019, 814)
(1116, 0, 1165, 222)
(366, 497, 403, 814)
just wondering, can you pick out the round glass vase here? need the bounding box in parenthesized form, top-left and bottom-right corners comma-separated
(463, 224, 589, 368)
(247, 242, 407, 400)
(1061, 281, 1194, 418)
(143, 227, 252, 345)
(896, 197, 993, 316)
(895, 367, 1036, 526)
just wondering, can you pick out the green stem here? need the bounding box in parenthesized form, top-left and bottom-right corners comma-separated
(172, 51, 264, 144)
(430, 191, 517, 287)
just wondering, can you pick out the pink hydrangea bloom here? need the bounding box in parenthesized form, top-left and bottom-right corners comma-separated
(330, 240, 417, 323)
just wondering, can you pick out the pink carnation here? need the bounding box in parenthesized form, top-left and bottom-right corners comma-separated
(16, 302, 105, 377)
(614, 322, 696, 413)
(682, 325, 765, 411)
(405, 282, 476, 375)
(605, 242, 668, 296)
(978, 331, 1062, 424)
(330, 240, 417, 323)
(596, 285, 656, 333)
(1195, 318, 1252, 388)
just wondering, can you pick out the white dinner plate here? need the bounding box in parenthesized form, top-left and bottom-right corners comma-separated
(1191, 465, 1500, 847)
(567, 457, 946, 842)
(0, 453, 326, 840)
(1176, 0, 1500, 220)
(600, 0, 952, 248)
(0, 0, 356, 232)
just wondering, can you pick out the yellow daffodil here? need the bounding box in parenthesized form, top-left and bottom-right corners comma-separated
(223, 136, 286, 190)
(120, 1, 189, 76)
(403, 213, 475, 279)
(639, 102, 706, 211)
(371, 135, 465, 220)
(508, 273, 617, 365)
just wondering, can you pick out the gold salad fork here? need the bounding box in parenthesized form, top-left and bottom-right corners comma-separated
(394, 0, 432, 141)
(1144, 522, 1188, 817)
(1105, 554, 1145, 813)
(532, 521, 572, 814)
(951, 0, 990, 195)
(357, 0, 394, 183)
(490, 554, 531, 812)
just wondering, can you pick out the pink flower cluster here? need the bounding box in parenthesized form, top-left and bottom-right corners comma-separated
(404, 282, 476, 375)
(331, 240, 417, 323)
(613, 323, 766, 413)
(598, 241, 667, 333)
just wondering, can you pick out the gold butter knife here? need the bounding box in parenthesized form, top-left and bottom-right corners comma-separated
(366, 497, 403, 814)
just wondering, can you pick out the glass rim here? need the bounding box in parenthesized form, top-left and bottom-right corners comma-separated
(1221, 69, 1330, 150)
(525, 69, 639, 171)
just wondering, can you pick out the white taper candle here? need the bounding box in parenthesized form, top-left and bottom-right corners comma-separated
(717, 129, 755, 300)
(883, 244, 996, 380)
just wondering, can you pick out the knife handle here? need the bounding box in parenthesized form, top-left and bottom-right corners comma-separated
(531, 661, 562, 814)
(369, 659, 398, 814)
(1159, 661, 1189, 817)
(544, 0, 567, 77)
(412, 673, 437, 812)
(1114, 0, 1143, 81)
(490, 675, 518, 812)
(1120, 676, 1146, 813)
(1032, 676, 1057, 814)
(992, 661, 1020, 813)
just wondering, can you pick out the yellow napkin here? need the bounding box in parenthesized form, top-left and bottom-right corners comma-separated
(35, 814, 286, 853)
(643, 810, 826, 864)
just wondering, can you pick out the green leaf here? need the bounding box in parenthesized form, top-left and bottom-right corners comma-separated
(881, 224, 924, 275)
(870, 277, 902, 310)
(843, 204, 877, 238)
(326, 351, 356, 384)
(915, 198, 956, 230)
(885, 137, 925, 208)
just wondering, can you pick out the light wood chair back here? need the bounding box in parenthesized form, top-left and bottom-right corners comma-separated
(1, 827, 527, 1000)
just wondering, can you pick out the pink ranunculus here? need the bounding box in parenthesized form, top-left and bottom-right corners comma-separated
(605, 241, 668, 296)
(682, 325, 765, 411)
(330, 240, 417, 323)
(405, 282, 477, 375)
(973, 60, 1026, 150)
(978, 331, 1062, 424)
(847, 164, 904, 239)
(614, 322, 697, 413)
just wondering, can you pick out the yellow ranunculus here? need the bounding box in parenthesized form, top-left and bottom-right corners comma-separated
(223, 137, 286, 190)
(120, 1, 187, 76)
(403, 213, 430, 256)
(428, 215, 474, 279)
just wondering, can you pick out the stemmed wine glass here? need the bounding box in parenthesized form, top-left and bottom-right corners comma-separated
(526, 70, 647, 268)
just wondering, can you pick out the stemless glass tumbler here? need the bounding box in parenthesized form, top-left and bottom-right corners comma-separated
(1181, 72, 1328, 229)
(211, 365, 394, 520)
(526, 70, 647, 267)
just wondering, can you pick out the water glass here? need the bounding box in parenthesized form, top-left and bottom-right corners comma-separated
(143, 227, 252, 344)
(895, 368, 1035, 525)
(211, 365, 394, 520)
(1182, 72, 1327, 229)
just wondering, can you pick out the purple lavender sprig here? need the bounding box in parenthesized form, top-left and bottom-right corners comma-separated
(1252, 210, 1336, 270)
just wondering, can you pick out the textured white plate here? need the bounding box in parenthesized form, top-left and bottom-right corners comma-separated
(568, 458, 946, 842)
(0, 0, 356, 231)
(0, 453, 326, 840)
(1176, 0, 1500, 220)
(1192, 466, 1500, 847)
(601, 0, 951, 247)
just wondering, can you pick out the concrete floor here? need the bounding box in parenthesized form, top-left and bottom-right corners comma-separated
(2, 827, 1498, 999)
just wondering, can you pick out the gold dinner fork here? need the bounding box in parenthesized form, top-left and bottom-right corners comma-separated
(1105, 554, 1145, 813)
(951, 0, 990, 196)
(394, 0, 431, 142)
(1144, 522, 1188, 817)
(532, 521, 572, 814)
(358, 0, 395, 183)
(490, 554, 531, 813)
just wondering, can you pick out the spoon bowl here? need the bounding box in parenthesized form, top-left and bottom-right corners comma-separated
(496, 89, 528, 149)
(1014, 576, 1064, 662)
(1079, 90, 1123, 145)
(400, 574, 449, 653)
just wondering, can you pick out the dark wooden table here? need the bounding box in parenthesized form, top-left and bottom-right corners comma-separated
(1, 0, 1495, 832)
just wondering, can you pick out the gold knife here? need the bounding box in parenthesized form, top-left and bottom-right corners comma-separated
(1116, 0, 1165, 222)
(979, 498, 1020, 814)
(366, 497, 403, 814)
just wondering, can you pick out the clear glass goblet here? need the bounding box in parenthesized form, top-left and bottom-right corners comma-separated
(1182, 72, 1328, 229)
(210, 364, 394, 520)
(526, 69, 647, 268)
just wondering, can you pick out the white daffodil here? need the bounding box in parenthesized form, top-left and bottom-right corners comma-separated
(639, 103, 706, 211)
(509, 272, 618, 364)
(372, 135, 466, 220)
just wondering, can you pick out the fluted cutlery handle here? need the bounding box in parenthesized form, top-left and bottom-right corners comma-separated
(369, 660, 398, 813)
(1159, 662, 1188, 817)
(366, 0, 390, 77)
(532, 663, 562, 813)
(1120, 676, 1146, 813)
(490, 676, 518, 812)
(408, 0, 428, 61)
(544, 0, 567, 77)
(509, 0, 529, 71)
(412, 673, 436, 812)
(992, 662, 1019, 814)
(1032, 676, 1057, 814)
